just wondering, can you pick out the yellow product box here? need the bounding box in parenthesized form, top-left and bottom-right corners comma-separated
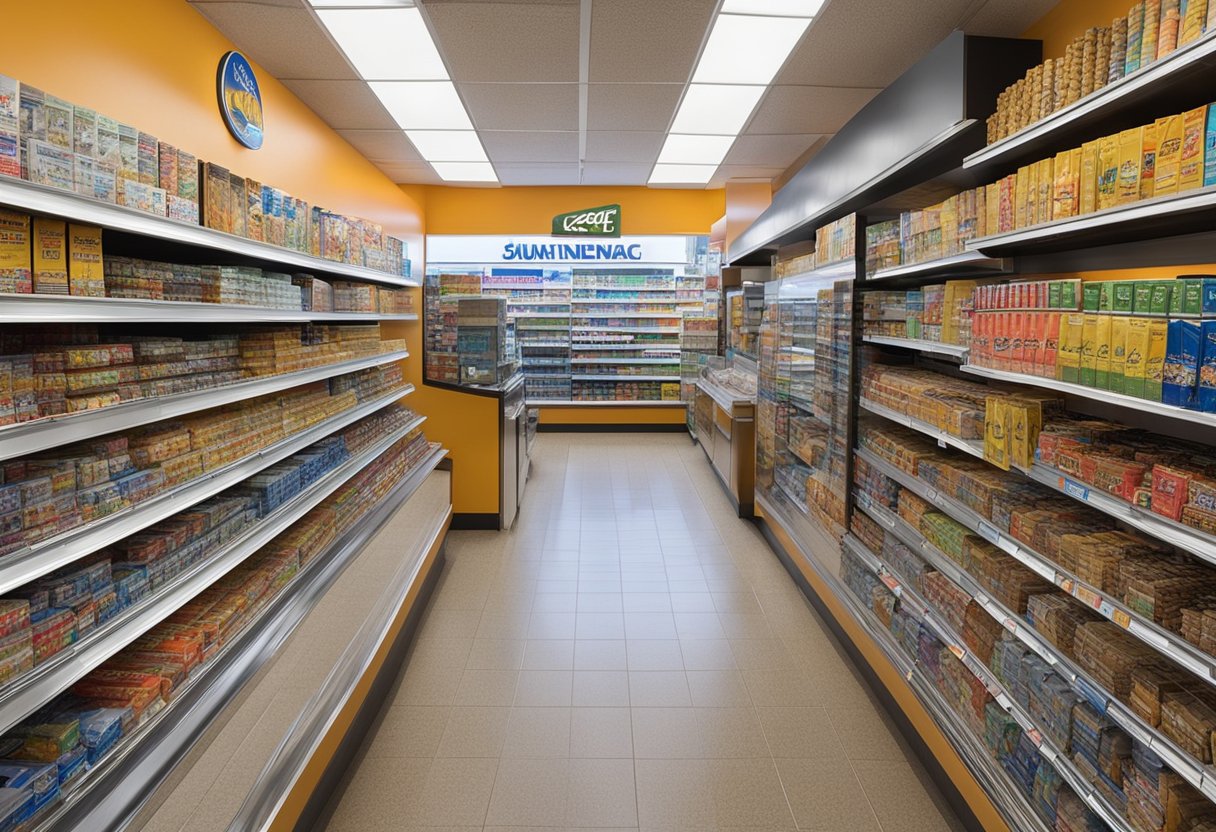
(1181, 0, 1208, 44)
(1080, 313, 1099, 387)
(1109, 316, 1130, 394)
(985, 183, 1000, 237)
(0, 209, 32, 294)
(1052, 149, 1080, 219)
(1080, 139, 1100, 214)
(1140, 122, 1158, 200)
(1154, 113, 1184, 195)
(1096, 134, 1120, 211)
(1015, 164, 1031, 229)
(1117, 127, 1143, 205)
(1145, 319, 1168, 401)
(1123, 316, 1151, 398)
(1009, 397, 1045, 470)
(942, 279, 977, 345)
(1059, 313, 1084, 383)
(983, 396, 1011, 472)
(1179, 104, 1208, 192)
(67, 223, 104, 298)
(32, 218, 68, 296)
(1036, 157, 1053, 224)
(1094, 313, 1113, 389)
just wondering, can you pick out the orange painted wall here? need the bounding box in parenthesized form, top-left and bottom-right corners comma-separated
(1023, 0, 1137, 57)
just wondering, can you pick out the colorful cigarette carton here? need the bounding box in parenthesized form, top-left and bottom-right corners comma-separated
(1124, 316, 1151, 398)
(1096, 134, 1120, 210)
(1155, 113, 1184, 194)
(0, 209, 31, 294)
(1146, 318, 1168, 401)
(1117, 127, 1144, 204)
(1199, 320, 1216, 411)
(1081, 140, 1100, 214)
(1141, 121, 1159, 199)
(67, 224, 103, 298)
(1095, 313, 1113, 389)
(31, 218, 68, 295)
(1081, 313, 1100, 386)
(1110, 316, 1130, 393)
(0, 75, 19, 179)
(1164, 318, 1202, 407)
(1059, 313, 1084, 383)
(1179, 105, 1208, 191)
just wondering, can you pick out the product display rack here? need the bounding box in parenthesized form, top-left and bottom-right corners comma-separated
(0, 295, 417, 324)
(481, 272, 573, 401)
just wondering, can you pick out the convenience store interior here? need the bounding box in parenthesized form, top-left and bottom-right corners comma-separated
(6, 0, 1216, 830)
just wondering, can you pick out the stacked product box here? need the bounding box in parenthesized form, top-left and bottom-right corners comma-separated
(862, 281, 976, 345)
(863, 188, 988, 270)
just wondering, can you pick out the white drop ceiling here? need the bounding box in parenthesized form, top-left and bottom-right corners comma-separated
(187, 0, 1059, 188)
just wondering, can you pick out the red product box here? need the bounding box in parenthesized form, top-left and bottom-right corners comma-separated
(1152, 465, 1192, 520)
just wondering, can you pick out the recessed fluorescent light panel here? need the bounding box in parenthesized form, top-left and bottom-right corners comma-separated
(649, 2, 818, 185)
(313, 2, 497, 183)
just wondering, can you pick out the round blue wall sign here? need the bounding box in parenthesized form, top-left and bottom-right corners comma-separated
(217, 51, 264, 150)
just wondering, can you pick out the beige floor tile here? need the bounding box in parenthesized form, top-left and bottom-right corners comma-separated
(578, 592, 624, 612)
(679, 639, 737, 670)
(362, 706, 450, 758)
(728, 638, 795, 671)
(435, 707, 510, 757)
(852, 758, 966, 832)
(515, 669, 574, 706)
(631, 707, 704, 758)
(686, 670, 752, 708)
(623, 592, 673, 612)
(394, 667, 464, 707)
(624, 611, 679, 639)
(757, 706, 846, 759)
(572, 669, 631, 706)
(695, 707, 770, 759)
(477, 610, 533, 640)
(577, 612, 627, 639)
(408, 757, 498, 827)
(570, 707, 633, 758)
(673, 612, 726, 639)
(627, 639, 685, 671)
(741, 669, 819, 708)
(707, 758, 796, 828)
(629, 671, 692, 707)
(406, 637, 473, 671)
(523, 639, 575, 670)
(466, 638, 526, 671)
(711, 591, 763, 614)
(718, 612, 774, 640)
(484, 757, 570, 827)
(420, 607, 484, 640)
(529, 611, 578, 639)
(567, 758, 638, 827)
(324, 757, 431, 831)
(532, 592, 578, 612)
(502, 706, 572, 758)
(827, 705, 910, 761)
(635, 758, 717, 829)
(776, 758, 881, 832)
(455, 669, 519, 707)
(574, 639, 628, 670)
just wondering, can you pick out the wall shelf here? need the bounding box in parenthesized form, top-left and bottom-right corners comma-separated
(0, 294, 415, 324)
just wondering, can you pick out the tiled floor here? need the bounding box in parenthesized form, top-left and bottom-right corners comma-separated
(324, 433, 966, 832)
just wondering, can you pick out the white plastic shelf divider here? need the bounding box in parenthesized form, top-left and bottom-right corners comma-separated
(571, 327, 680, 333)
(526, 399, 685, 407)
(0, 419, 429, 738)
(0, 176, 417, 288)
(963, 30, 1216, 173)
(852, 480, 1216, 803)
(0, 387, 415, 596)
(862, 335, 969, 360)
(570, 313, 679, 319)
(841, 533, 1135, 832)
(570, 344, 679, 351)
(570, 358, 680, 365)
(0, 350, 409, 462)
(571, 286, 677, 293)
(571, 299, 675, 305)
(859, 398, 986, 458)
(511, 313, 572, 319)
(865, 251, 1009, 283)
(961, 364, 1216, 430)
(570, 374, 680, 382)
(855, 447, 1216, 688)
(0, 295, 416, 324)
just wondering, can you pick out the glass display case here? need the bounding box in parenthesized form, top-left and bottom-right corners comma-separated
(694, 354, 758, 515)
(726, 283, 765, 362)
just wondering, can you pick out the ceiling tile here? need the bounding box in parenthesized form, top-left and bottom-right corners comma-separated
(579, 162, 653, 186)
(723, 134, 825, 168)
(960, 0, 1059, 37)
(459, 83, 578, 131)
(337, 130, 425, 163)
(495, 162, 582, 186)
(745, 86, 880, 135)
(423, 2, 579, 82)
(372, 161, 443, 184)
(709, 165, 787, 187)
(189, 0, 299, 8)
(188, 2, 357, 81)
(587, 84, 682, 132)
(589, 0, 717, 83)
(481, 131, 579, 163)
(281, 80, 397, 130)
(777, 0, 975, 87)
(584, 131, 665, 163)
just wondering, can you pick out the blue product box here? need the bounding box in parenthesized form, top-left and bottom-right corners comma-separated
(1206, 103, 1216, 187)
(0, 760, 58, 812)
(1201, 321, 1216, 412)
(1165, 319, 1202, 409)
(54, 745, 86, 788)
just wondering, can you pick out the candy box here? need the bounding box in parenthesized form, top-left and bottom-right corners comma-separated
(54, 744, 85, 788)
(1152, 465, 1192, 520)
(0, 761, 58, 812)
(6, 720, 77, 763)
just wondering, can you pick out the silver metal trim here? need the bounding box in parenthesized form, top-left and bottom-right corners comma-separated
(570, 374, 680, 382)
(694, 378, 755, 410)
(0, 350, 409, 461)
(858, 398, 984, 458)
(0, 294, 417, 324)
(861, 335, 968, 360)
(524, 399, 686, 408)
(0, 176, 418, 288)
(865, 251, 1009, 282)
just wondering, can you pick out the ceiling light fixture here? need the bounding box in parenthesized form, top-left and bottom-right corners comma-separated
(405, 130, 489, 163)
(430, 162, 498, 183)
(649, 2, 818, 186)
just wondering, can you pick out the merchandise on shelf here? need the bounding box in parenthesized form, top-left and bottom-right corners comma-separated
(864, 189, 987, 271)
(862, 280, 975, 345)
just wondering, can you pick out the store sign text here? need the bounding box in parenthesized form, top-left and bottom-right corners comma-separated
(551, 204, 621, 237)
(503, 242, 642, 262)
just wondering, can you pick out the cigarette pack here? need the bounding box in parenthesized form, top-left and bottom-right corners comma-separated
(27, 139, 73, 192)
(1133, 281, 1154, 314)
(157, 141, 177, 196)
(1015, 164, 1031, 228)
(1146, 318, 1169, 401)
(1035, 157, 1053, 224)
(1052, 149, 1081, 218)
(984, 396, 1011, 471)
(32, 218, 68, 295)
(1125, 316, 1151, 398)
(166, 194, 198, 224)
(1095, 313, 1113, 389)
(72, 105, 95, 159)
(1059, 313, 1084, 383)
(117, 123, 137, 183)
(1096, 134, 1119, 210)
(117, 179, 154, 214)
(1110, 316, 1129, 394)
(1080, 313, 1099, 386)
(43, 95, 72, 150)
(1139, 121, 1159, 200)
(17, 85, 45, 177)
(1142, 0, 1162, 66)
(228, 172, 246, 238)
(177, 149, 198, 202)
(67, 224, 104, 298)
(1158, 0, 1181, 57)
(1111, 281, 1135, 314)
(0, 209, 31, 294)
(136, 131, 157, 186)
(1127, 2, 1146, 74)
(0, 75, 18, 179)
(1180, 105, 1208, 191)
(1080, 139, 1099, 214)
(95, 115, 119, 167)
(1164, 318, 1201, 407)
(1182, 0, 1208, 43)
(1204, 105, 1216, 188)
(1155, 113, 1184, 194)
(245, 178, 263, 242)
(1117, 127, 1143, 204)
(1200, 320, 1216, 411)
(1151, 280, 1173, 315)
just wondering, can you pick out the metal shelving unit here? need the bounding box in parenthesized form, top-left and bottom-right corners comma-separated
(861, 335, 969, 361)
(0, 176, 417, 287)
(569, 374, 680, 382)
(865, 251, 1010, 283)
(0, 349, 409, 462)
(0, 294, 416, 324)
(859, 398, 985, 458)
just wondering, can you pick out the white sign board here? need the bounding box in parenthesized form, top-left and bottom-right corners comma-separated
(427, 235, 690, 266)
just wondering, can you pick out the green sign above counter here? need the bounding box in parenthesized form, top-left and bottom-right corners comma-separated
(552, 204, 621, 237)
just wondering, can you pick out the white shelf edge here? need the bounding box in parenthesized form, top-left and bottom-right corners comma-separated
(0, 417, 429, 737)
(569, 344, 679, 351)
(570, 358, 679, 364)
(774, 258, 857, 284)
(0, 294, 416, 324)
(571, 374, 680, 382)
(964, 30, 1216, 171)
(0, 350, 410, 462)
(862, 335, 969, 360)
(571, 286, 678, 293)
(865, 251, 1009, 282)
(0, 175, 418, 288)
(859, 398, 985, 458)
(0, 387, 414, 596)
(571, 327, 681, 333)
(570, 313, 681, 319)
(526, 399, 686, 407)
